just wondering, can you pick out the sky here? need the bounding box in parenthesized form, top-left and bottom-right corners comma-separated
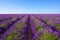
(0, 0, 60, 14)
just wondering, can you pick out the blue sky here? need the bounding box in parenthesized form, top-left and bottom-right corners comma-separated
(0, 0, 60, 14)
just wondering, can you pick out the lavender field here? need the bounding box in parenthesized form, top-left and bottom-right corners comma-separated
(0, 14, 60, 40)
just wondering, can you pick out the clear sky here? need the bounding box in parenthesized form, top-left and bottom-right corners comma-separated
(0, 0, 60, 14)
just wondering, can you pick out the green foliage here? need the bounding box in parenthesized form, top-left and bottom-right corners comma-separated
(4, 34, 15, 40)
(43, 19, 48, 23)
(0, 24, 5, 27)
(37, 33, 57, 40)
(4, 29, 20, 40)
(48, 21, 54, 26)
(16, 22, 24, 30)
(55, 23, 60, 30)
(36, 26, 43, 32)
(16, 22, 24, 27)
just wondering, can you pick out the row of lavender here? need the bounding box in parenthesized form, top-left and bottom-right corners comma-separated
(0, 14, 60, 40)
(31, 14, 60, 40)
(0, 14, 28, 40)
